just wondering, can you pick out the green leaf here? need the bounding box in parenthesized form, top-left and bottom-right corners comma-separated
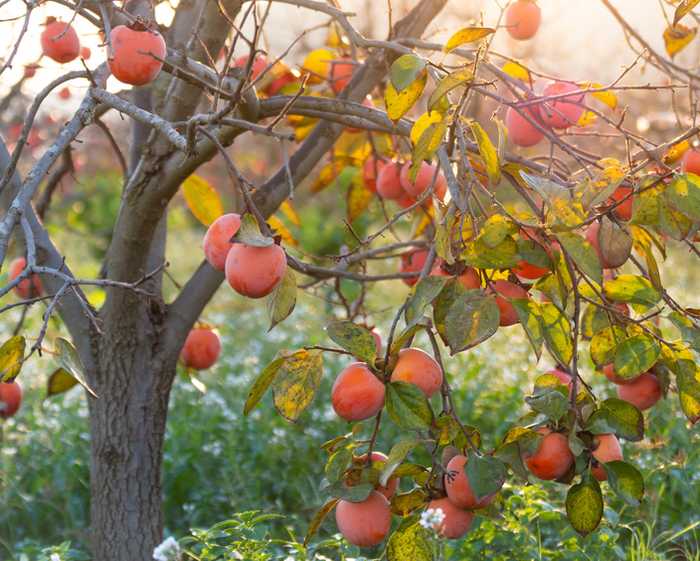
(0, 335, 25, 383)
(613, 334, 660, 380)
(271, 349, 323, 422)
(386, 521, 434, 561)
(512, 299, 544, 359)
(380, 438, 419, 487)
(232, 213, 274, 247)
(325, 448, 353, 483)
(540, 302, 573, 366)
(427, 67, 473, 112)
(304, 498, 339, 546)
(667, 173, 700, 220)
(385, 381, 434, 430)
(443, 26, 495, 53)
(390, 54, 427, 92)
(526, 387, 570, 421)
(478, 214, 516, 248)
(405, 276, 448, 328)
(267, 268, 296, 331)
(55, 337, 98, 398)
(464, 452, 506, 501)
(604, 274, 661, 307)
(243, 354, 287, 415)
(566, 476, 604, 536)
(323, 480, 374, 502)
(470, 122, 500, 185)
(587, 398, 644, 442)
(181, 174, 224, 226)
(604, 460, 645, 507)
(590, 325, 627, 367)
(326, 321, 377, 364)
(461, 236, 519, 269)
(434, 286, 500, 354)
(46, 367, 79, 398)
(557, 232, 602, 285)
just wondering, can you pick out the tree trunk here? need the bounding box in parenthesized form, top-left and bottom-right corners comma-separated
(87, 330, 175, 561)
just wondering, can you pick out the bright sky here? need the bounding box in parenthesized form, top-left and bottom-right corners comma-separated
(0, 1, 693, 102)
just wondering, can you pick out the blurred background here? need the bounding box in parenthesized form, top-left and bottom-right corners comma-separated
(1, 1, 700, 560)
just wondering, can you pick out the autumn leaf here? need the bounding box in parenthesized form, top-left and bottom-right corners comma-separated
(443, 26, 495, 53)
(385, 71, 427, 121)
(181, 175, 224, 226)
(663, 24, 697, 58)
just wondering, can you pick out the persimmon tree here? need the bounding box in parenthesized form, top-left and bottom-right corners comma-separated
(1, 1, 700, 560)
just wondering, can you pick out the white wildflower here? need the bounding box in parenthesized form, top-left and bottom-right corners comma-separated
(49, 554, 61, 561)
(419, 507, 445, 532)
(153, 537, 181, 561)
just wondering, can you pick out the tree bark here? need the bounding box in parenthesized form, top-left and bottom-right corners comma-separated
(88, 328, 175, 561)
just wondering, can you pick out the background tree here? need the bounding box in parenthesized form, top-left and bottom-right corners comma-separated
(1, 1, 700, 561)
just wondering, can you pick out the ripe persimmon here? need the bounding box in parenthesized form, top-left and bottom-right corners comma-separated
(234, 54, 268, 81)
(330, 57, 354, 94)
(426, 497, 474, 539)
(376, 161, 404, 200)
(180, 327, 221, 370)
(608, 186, 634, 221)
(431, 260, 480, 289)
(506, 106, 544, 147)
(591, 433, 623, 481)
(41, 18, 80, 63)
(400, 249, 428, 287)
(616, 372, 662, 410)
(331, 362, 385, 421)
(362, 157, 386, 194)
(491, 280, 528, 327)
(445, 454, 498, 509)
(203, 213, 242, 271)
(540, 81, 584, 129)
(225, 243, 287, 298)
(681, 148, 700, 176)
(8, 257, 43, 299)
(399, 161, 447, 201)
(0, 381, 22, 419)
(506, 0, 541, 41)
(524, 429, 574, 480)
(108, 25, 166, 86)
(390, 347, 443, 398)
(335, 491, 391, 547)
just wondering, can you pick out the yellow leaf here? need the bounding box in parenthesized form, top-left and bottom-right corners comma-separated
(268, 216, 298, 247)
(326, 22, 348, 48)
(501, 60, 531, 82)
(411, 119, 448, 174)
(443, 26, 495, 53)
(333, 131, 371, 161)
(385, 72, 427, 121)
(347, 175, 374, 222)
(577, 110, 597, 127)
(470, 121, 500, 185)
(663, 139, 691, 165)
(46, 368, 79, 398)
(580, 82, 618, 110)
(427, 67, 473, 112)
(181, 175, 224, 226)
(663, 24, 697, 58)
(294, 121, 317, 142)
(411, 112, 444, 146)
(280, 201, 301, 226)
(674, 0, 700, 25)
(0, 336, 25, 382)
(414, 205, 435, 237)
(311, 161, 345, 193)
(272, 349, 323, 422)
